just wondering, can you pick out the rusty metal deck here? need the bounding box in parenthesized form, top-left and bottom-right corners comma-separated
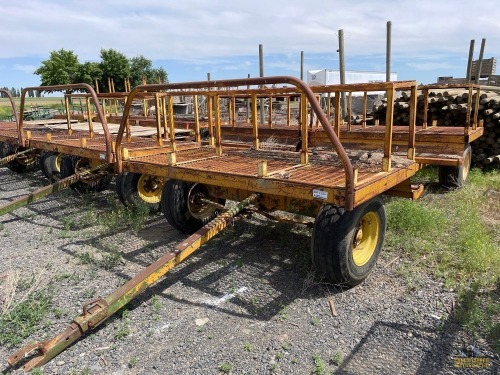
(213, 123, 481, 166)
(123, 145, 419, 207)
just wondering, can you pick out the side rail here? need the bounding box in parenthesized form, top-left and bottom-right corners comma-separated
(115, 76, 357, 210)
(309, 81, 419, 169)
(0, 89, 19, 125)
(19, 84, 113, 163)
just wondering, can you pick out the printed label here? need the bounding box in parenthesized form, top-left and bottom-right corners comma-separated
(99, 153, 105, 160)
(313, 189, 328, 200)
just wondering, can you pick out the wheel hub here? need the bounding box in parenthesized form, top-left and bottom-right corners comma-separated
(187, 184, 218, 220)
(352, 211, 380, 267)
(137, 175, 164, 204)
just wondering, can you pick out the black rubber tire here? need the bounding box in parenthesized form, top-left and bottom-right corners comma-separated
(115, 172, 127, 204)
(438, 144, 472, 188)
(311, 196, 386, 287)
(161, 179, 222, 234)
(0, 143, 38, 173)
(115, 172, 162, 212)
(60, 155, 112, 193)
(39, 151, 62, 182)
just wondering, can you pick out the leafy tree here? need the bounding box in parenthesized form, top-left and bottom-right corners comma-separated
(99, 48, 130, 92)
(152, 66, 168, 84)
(34, 49, 80, 87)
(34, 48, 168, 92)
(129, 56, 168, 87)
(75, 62, 102, 88)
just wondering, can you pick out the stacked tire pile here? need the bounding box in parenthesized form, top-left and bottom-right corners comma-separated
(372, 89, 500, 168)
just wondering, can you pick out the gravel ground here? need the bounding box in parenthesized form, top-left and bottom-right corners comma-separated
(0, 168, 498, 375)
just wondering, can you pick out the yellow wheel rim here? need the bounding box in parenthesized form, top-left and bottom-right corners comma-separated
(54, 153, 63, 172)
(352, 211, 380, 267)
(137, 175, 164, 204)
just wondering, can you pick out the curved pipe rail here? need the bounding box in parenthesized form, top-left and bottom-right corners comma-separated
(19, 84, 112, 163)
(116, 76, 355, 210)
(0, 89, 20, 126)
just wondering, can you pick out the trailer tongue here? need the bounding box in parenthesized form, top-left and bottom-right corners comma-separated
(7, 194, 258, 372)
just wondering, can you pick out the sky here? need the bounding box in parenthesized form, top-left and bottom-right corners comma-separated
(0, 0, 499, 90)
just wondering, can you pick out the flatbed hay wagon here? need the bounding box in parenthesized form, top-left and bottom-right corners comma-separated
(0, 76, 485, 371)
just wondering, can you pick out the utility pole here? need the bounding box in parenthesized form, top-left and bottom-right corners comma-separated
(466, 39, 475, 83)
(386, 21, 392, 82)
(259, 44, 265, 124)
(475, 38, 486, 84)
(300, 51, 304, 81)
(338, 29, 346, 118)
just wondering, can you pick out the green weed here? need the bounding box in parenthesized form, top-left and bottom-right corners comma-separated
(114, 310, 131, 340)
(277, 304, 288, 321)
(128, 356, 139, 368)
(218, 361, 233, 373)
(0, 289, 53, 346)
(150, 295, 162, 320)
(312, 354, 327, 375)
(331, 351, 343, 366)
(77, 251, 122, 270)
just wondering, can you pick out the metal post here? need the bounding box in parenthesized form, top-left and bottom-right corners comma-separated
(466, 39, 475, 83)
(386, 21, 392, 82)
(246, 73, 251, 123)
(338, 29, 347, 119)
(300, 51, 304, 81)
(475, 38, 486, 84)
(259, 44, 265, 125)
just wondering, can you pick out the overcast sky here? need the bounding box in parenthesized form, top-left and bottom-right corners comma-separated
(1, 0, 499, 89)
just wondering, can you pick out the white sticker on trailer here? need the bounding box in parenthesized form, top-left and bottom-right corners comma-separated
(99, 153, 105, 160)
(313, 189, 328, 200)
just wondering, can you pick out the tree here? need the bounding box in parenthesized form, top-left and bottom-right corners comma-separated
(34, 49, 80, 87)
(129, 56, 168, 87)
(75, 62, 102, 88)
(99, 48, 130, 92)
(33, 48, 168, 93)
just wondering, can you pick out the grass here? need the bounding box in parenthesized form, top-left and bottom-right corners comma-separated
(97, 197, 150, 233)
(312, 354, 327, 375)
(218, 361, 233, 373)
(77, 250, 122, 270)
(0, 288, 53, 347)
(331, 351, 343, 366)
(150, 295, 162, 320)
(384, 168, 500, 348)
(0, 97, 64, 120)
(128, 356, 139, 368)
(114, 309, 131, 340)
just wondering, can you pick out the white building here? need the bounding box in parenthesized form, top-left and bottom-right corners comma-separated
(307, 69, 397, 95)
